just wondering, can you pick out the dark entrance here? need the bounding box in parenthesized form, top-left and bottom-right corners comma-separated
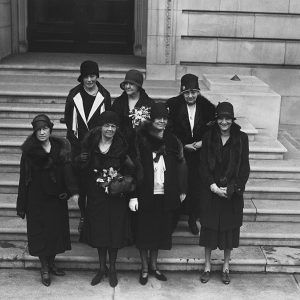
(27, 0, 134, 54)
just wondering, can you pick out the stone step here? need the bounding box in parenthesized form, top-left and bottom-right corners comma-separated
(2, 174, 300, 197)
(0, 217, 299, 247)
(0, 105, 258, 140)
(0, 134, 286, 159)
(2, 241, 300, 273)
(0, 52, 146, 79)
(2, 196, 300, 222)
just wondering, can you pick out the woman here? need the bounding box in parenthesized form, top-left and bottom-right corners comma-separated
(16, 114, 79, 287)
(64, 60, 111, 236)
(129, 103, 187, 285)
(199, 102, 250, 284)
(79, 111, 135, 287)
(111, 69, 154, 148)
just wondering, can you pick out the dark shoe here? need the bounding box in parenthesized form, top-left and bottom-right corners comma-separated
(78, 217, 84, 233)
(49, 265, 65, 276)
(139, 271, 148, 285)
(91, 268, 107, 286)
(40, 270, 51, 287)
(149, 269, 167, 281)
(222, 270, 230, 285)
(200, 271, 210, 283)
(188, 221, 199, 235)
(108, 270, 118, 287)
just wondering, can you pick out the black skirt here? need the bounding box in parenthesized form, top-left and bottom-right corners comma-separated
(199, 226, 240, 250)
(135, 195, 173, 250)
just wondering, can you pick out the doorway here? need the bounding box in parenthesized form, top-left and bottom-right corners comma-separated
(27, 0, 134, 54)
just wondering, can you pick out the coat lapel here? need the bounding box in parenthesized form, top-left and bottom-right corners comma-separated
(178, 100, 192, 137)
(87, 91, 104, 123)
(73, 93, 88, 128)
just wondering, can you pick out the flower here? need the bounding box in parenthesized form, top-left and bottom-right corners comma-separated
(94, 167, 118, 193)
(129, 106, 151, 128)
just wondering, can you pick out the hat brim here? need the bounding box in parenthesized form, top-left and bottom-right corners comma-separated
(215, 113, 236, 120)
(120, 80, 143, 91)
(180, 88, 200, 95)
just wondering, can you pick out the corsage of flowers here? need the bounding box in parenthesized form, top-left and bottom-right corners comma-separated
(94, 167, 118, 193)
(129, 106, 150, 128)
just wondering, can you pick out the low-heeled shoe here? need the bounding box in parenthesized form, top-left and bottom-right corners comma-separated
(139, 271, 148, 285)
(108, 270, 118, 287)
(49, 265, 65, 276)
(91, 268, 107, 286)
(41, 270, 51, 287)
(200, 271, 210, 283)
(149, 269, 167, 281)
(222, 271, 230, 285)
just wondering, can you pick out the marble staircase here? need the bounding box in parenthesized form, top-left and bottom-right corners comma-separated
(0, 59, 299, 273)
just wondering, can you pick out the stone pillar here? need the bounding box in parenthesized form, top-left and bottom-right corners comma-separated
(11, 0, 28, 53)
(146, 0, 178, 80)
(134, 0, 147, 57)
(0, 0, 12, 59)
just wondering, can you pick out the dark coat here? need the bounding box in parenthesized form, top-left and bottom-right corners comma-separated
(167, 94, 215, 146)
(199, 122, 250, 231)
(167, 94, 215, 214)
(16, 135, 79, 256)
(79, 128, 135, 248)
(64, 81, 111, 157)
(111, 90, 154, 148)
(135, 126, 187, 212)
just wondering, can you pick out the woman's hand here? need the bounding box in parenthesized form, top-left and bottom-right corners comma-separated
(193, 141, 202, 149)
(180, 193, 186, 202)
(70, 194, 79, 206)
(129, 198, 138, 211)
(184, 143, 197, 152)
(210, 183, 227, 198)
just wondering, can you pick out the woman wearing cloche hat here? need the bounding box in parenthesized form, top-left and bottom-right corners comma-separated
(198, 102, 250, 285)
(111, 69, 154, 148)
(16, 114, 79, 287)
(64, 60, 112, 236)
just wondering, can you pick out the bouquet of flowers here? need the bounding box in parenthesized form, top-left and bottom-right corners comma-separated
(129, 106, 151, 128)
(94, 167, 118, 193)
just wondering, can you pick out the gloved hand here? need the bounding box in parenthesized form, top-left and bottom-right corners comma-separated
(17, 211, 25, 219)
(129, 198, 138, 211)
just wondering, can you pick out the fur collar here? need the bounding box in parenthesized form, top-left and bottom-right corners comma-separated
(206, 122, 242, 181)
(21, 134, 71, 164)
(82, 127, 128, 158)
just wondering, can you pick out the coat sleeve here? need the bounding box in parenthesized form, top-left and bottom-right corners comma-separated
(228, 133, 250, 197)
(16, 154, 28, 215)
(175, 136, 188, 194)
(199, 133, 215, 187)
(64, 162, 79, 197)
(64, 90, 74, 132)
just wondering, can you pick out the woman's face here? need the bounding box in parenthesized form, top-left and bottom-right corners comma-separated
(83, 74, 97, 90)
(36, 126, 51, 142)
(124, 82, 139, 96)
(152, 117, 168, 131)
(183, 90, 199, 105)
(101, 123, 117, 139)
(217, 117, 233, 133)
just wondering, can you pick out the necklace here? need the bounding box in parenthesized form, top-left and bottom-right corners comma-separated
(84, 86, 98, 96)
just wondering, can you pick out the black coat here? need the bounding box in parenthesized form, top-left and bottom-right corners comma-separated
(199, 123, 250, 231)
(79, 128, 135, 248)
(16, 135, 79, 256)
(111, 90, 154, 149)
(135, 126, 187, 212)
(64, 82, 111, 157)
(167, 94, 215, 146)
(167, 94, 215, 214)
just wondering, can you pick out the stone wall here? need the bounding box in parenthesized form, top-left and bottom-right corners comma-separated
(0, 0, 12, 60)
(147, 0, 300, 79)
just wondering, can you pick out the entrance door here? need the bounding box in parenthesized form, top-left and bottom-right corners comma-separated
(27, 0, 134, 54)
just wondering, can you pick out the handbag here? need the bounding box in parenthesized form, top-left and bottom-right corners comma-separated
(109, 174, 135, 196)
